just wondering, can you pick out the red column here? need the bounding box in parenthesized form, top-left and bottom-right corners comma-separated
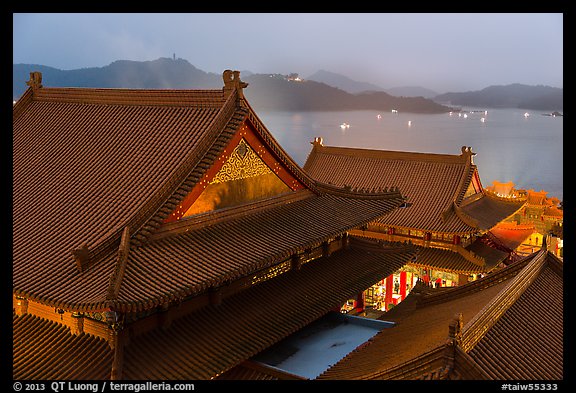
(355, 292, 364, 313)
(453, 235, 461, 245)
(385, 274, 393, 310)
(399, 271, 407, 300)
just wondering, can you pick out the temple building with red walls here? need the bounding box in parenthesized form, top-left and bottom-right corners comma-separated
(303, 139, 528, 313)
(13, 71, 416, 380)
(219, 247, 563, 380)
(12, 71, 562, 381)
(319, 248, 564, 380)
(486, 181, 563, 258)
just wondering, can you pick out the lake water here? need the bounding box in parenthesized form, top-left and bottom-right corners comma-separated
(256, 108, 563, 201)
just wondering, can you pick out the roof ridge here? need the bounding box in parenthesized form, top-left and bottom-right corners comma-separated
(150, 190, 315, 241)
(440, 155, 479, 228)
(243, 100, 319, 192)
(349, 235, 417, 255)
(308, 141, 472, 164)
(451, 148, 476, 207)
(314, 180, 407, 201)
(460, 249, 548, 352)
(129, 92, 246, 245)
(415, 255, 531, 308)
(32, 86, 226, 107)
(12, 86, 34, 121)
(106, 227, 131, 302)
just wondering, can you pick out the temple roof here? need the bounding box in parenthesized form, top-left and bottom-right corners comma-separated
(489, 223, 536, 251)
(13, 313, 113, 380)
(303, 142, 526, 235)
(13, 72, 407, 313)
(466, 259, 563, 379)
(13, 238, 416, 380)
(416, 242, 506, 274)
(315, 249, 563, 380)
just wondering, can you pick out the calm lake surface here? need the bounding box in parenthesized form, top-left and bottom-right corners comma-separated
(256, 108, 563, 201)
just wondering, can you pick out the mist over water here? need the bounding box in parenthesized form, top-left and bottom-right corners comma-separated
(257, 108, 563, 201)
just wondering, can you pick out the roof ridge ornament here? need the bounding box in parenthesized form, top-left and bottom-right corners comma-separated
(72, 244, 91, 272)
(448, 312, 463, 345)
(311, 137, 324, 147)
(223, 70, 249, 100)
(26, 71, 43, 91)
(460, 146, 476, 164)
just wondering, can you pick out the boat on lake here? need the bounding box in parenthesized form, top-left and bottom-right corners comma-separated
(542, 111, 563, 117)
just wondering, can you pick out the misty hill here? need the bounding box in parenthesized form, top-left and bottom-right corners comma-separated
(13, 58, 450, 113)
(13, 58, 221, 98)
(306, 69, 386, 94)
(386, 86, 438, 99)
(306, 69, 438, 98)
(242, 74, 449, 113)
(434, 84, 563, 110)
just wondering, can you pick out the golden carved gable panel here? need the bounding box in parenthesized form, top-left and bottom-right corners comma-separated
(210, 139, 272, 184)
(182, 138, 292, 218)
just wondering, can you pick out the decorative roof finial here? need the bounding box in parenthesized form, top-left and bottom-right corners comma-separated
(460, 146, 476, 164)
(311, 137, 323, 147)
(72, 244, 90, 272)
(448, 312, 463, 345)
(26, 71, 43, 90)
(223, 70, 249, 99)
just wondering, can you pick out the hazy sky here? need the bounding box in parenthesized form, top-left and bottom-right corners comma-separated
(13, 13, 563, 93)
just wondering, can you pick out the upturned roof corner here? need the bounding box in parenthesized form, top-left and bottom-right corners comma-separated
(223, 70, 249, 100)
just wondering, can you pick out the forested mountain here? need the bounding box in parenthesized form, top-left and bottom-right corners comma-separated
(306, 69, 438, 98)
(13, 58, 451, 113)
(433, 84, 563, 110)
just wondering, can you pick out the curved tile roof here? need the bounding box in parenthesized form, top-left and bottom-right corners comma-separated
(316, 250, 562, 380)
(468, 264, 563, 379)
(13, 75, 407, 314)
(459, 193, 527, 231)
(121, 240, 415, 380)
(410, 246, 487, 274)
(13, 239, 415, 380)
(114, 192, 406, 313)
(489, 223, 535, 250)
(13, 313, 113, 380)
(13, 85, 238, 308)
(304, 143, 525, 234)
